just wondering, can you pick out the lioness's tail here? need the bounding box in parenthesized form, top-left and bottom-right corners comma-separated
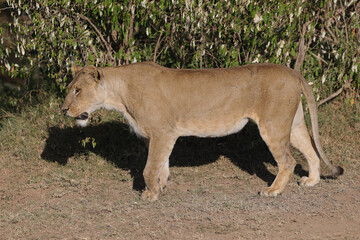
(298, 74, 344, 176)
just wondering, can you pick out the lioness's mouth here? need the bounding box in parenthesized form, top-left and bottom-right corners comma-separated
(76, 112, 89, 120)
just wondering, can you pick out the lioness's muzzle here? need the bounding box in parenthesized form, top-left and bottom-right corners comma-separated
(76, 112, 89, 120)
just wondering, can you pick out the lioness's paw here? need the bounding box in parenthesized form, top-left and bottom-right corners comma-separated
(299, 176, 320, 187)
(75, 118, 89, 127)
(260, 187, 281, 197)
(141, 188, 159, 202)
(159, 177, 169, 191)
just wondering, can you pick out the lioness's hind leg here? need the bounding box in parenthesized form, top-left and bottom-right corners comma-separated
(258, 124, 296, 197)
(260, 149, 296, 197)
(141, 134, 177, 202)
(290, 103, 320, 186)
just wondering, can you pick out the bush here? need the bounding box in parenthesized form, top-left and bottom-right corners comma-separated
(0, 0, 359, 101)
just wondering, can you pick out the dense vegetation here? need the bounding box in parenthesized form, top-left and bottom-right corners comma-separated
(0, 0, 359, 111)
(0, 3, 359, 237)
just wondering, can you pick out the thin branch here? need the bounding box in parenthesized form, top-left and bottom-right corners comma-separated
(75, 12, 115, 63)
(61, 9, 115, 64)
(153, 32, 163, 62)
(205, 49, 221, 68)
(317, 86, 344, 106)
(325, 25, 338, 44)
(309, 51, 329, 65)
(125, 0, 135, 65)
(294, 21, 312, 72)
(0, 109, 15, 119)
(339, 0, 349, 45)
(0, 7, 13, 11)
(322, 35, 338, 44)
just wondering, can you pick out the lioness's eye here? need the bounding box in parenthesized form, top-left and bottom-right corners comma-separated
(74, 89, 80, 96)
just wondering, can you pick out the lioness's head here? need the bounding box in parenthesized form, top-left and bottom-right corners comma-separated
(61, 64, 104, 127)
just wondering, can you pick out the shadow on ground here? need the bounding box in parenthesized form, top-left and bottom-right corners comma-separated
(41, 121, 309, 191)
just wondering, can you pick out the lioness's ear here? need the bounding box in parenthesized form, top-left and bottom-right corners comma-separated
(87, 65, 103, 83)
(71, 64, 83, 76)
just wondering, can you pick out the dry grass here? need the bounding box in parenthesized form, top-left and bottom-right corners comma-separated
(0, 93, 359, 239)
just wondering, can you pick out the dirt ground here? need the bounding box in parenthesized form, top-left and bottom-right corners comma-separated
(0, 104, 359, 240)
(1, 156, 359, 240)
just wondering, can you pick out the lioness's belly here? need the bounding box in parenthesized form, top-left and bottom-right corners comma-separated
(177, 118, 249, 137)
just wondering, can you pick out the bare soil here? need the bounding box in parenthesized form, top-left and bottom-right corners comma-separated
(0, 103, 359, 240)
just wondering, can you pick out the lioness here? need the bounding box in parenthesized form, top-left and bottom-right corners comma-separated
(61, 62, 343, 201)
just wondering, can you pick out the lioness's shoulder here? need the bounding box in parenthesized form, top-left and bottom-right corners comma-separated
(121, 61, 167, 73)
(138, 61, 161, 67)
(134, 61, 165, 69)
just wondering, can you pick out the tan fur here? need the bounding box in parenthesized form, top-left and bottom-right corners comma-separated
(61, 62, 342, 201)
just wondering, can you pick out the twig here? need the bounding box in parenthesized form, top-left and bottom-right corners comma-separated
(153, 31, 163, 62)
(339, 0, 349, 46)
(125, 0, 135, 65)
(75, 12, 115, 63)
(325, 25, 338, 44)
(0, 109, 15, 119)
(294, 21, 312, 72)
(309, 51, 329, 65)
(0, 7, 13, 11)
(317, 86, 344, 106)
(322, 35, 338, 44)
(205, 49, 221, 68)
(61, 9, 115, 63)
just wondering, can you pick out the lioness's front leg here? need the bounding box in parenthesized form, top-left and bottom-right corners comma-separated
(141, 134, 177, 201)
(158, 158, 170, 190)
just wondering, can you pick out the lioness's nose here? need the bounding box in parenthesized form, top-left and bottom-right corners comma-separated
(62, 107, 69, 114)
